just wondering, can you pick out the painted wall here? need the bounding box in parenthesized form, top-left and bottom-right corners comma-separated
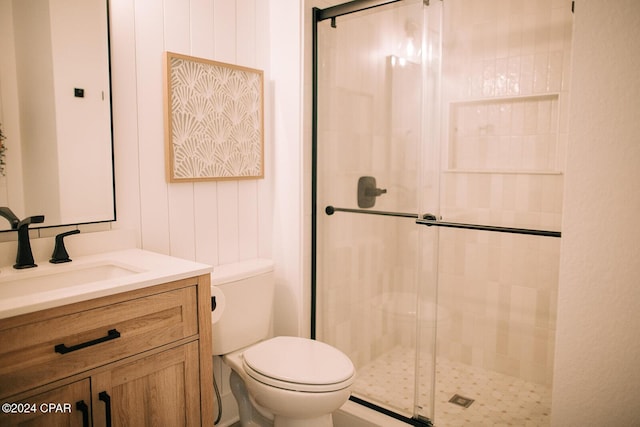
(551, 0, 640, 425)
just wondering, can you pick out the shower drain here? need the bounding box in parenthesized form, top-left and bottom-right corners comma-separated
(448, 394, 475, 408)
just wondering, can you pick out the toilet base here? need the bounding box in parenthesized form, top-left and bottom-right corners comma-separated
(230, 370, 336, 427)
(230, 370, 274, 427)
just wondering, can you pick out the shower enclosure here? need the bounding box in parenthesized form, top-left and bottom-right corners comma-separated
(312, 0, 572, 425)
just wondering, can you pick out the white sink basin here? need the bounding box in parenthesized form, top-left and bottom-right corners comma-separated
(0, 263, 140, 297)
(0, 248, 213, 320)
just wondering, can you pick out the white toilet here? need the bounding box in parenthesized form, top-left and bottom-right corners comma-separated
(211, 259, 355, 427)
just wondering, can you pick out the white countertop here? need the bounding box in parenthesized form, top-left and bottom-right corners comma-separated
(0, 248, 213, 320)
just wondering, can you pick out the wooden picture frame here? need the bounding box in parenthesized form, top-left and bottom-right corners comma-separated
(163, 52, 264, 182)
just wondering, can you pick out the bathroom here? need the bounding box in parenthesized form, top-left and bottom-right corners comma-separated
(0, 0, 638, 426)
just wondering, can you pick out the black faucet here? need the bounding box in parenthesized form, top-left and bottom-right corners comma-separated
(14, 215, 45, 269)
(0, 207, 46, 269)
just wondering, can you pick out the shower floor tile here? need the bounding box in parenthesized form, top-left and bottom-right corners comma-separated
(353, 347, 551, 426)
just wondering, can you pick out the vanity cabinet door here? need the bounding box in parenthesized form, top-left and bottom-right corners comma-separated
(0, 378, 91, 427)
(91, 342, 201, 427)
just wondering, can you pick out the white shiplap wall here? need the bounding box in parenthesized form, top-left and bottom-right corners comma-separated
(110, 0, 273, 267)
(110, 0, 307, 341)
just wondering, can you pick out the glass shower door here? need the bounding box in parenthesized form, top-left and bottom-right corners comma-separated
(313, 0, 441, 423)
(314, 0, 569, 425)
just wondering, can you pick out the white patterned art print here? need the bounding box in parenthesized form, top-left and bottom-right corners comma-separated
(163, 52, 264, 182)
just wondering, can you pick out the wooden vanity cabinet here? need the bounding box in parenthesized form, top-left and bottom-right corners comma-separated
(0, 275, 213, 427)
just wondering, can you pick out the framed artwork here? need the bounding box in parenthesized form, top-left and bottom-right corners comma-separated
(163, 52, 264, 182)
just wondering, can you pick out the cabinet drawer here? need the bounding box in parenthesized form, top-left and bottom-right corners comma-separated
(0, 286, 198, 398)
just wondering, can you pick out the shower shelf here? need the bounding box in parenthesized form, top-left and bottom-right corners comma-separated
(443, 169, 563, 175)
(448, 92, 561, 104)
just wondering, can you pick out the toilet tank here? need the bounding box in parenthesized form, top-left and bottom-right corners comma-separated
(211, 259, 274, 355)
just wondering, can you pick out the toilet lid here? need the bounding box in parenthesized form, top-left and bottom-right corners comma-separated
(242, 337, 355, 388)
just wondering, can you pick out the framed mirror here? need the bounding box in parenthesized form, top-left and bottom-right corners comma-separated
(0, 0, 115, 231)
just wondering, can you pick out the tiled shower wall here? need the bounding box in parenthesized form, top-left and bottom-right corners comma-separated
(436, 0, 572, 386)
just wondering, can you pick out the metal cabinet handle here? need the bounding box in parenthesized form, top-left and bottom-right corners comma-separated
(75, 400, 90, 427)
(99, 391, 112, 427)
(54, 329, 121, 354)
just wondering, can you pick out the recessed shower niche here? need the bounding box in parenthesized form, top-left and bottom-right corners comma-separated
(448, 94, 561, 173)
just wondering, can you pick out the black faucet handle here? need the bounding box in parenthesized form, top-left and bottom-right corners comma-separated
(50, 230, 81, 264)
(13, 214, 46, 269)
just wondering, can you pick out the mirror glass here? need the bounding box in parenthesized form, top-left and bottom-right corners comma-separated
(0, 0, 115, 231)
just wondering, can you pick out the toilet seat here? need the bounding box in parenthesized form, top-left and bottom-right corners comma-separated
(242, 336, 355, 393)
